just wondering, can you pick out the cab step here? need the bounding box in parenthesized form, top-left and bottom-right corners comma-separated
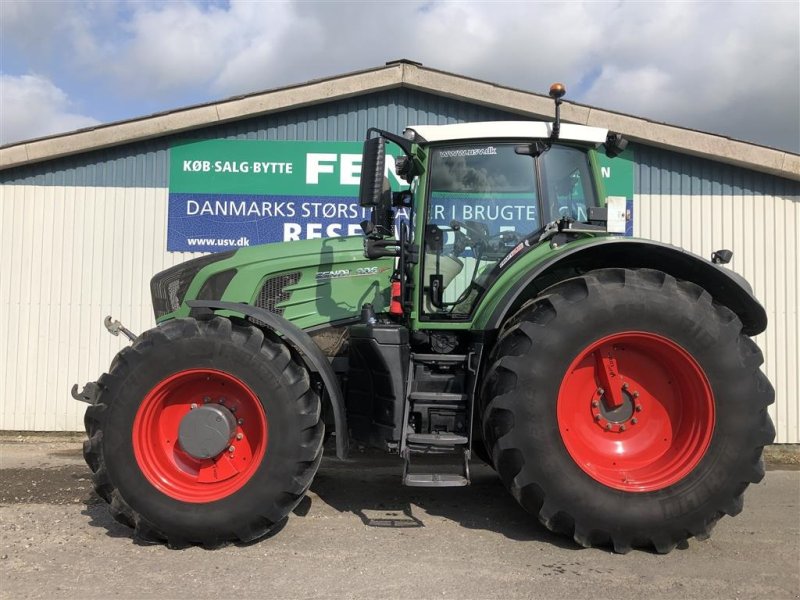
(410, 353, 468, 363)
(399, 348, 483, 487)
(403, 473, 469, 487)
(406, 432, 468, 446)
(406, 432, 468, 455)
(408, 391, 467, 403)
(401, 448, 471, 488)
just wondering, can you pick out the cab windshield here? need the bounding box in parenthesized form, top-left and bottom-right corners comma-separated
(422, 142, 596, 318)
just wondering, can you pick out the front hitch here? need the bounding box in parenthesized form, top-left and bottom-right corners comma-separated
(71, 381, 101, 405)
(72, 316, 139, 405)
(104, 316, 138, 342)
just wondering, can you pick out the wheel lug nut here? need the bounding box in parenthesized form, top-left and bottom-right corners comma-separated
(633, 391, 640, 398)
(203, 396, 211, 403)
(228, 445, 235, 453)
(597, 387, 604, 395)
(236, 433, 243, 440)
(219, 397, 226, 404)
(619, 425, 626, 432)
(622, 382, 629, 390)
(631, 418, 638, 425)
(591, 401, 599, 408)
(594, 415, 602, 421)
(605, 424, 612, 430)
(190, 403, 197, 410)
(230, 405, 237, 412)
(237, 418, 244, 425)
(635, 404, 643, 412)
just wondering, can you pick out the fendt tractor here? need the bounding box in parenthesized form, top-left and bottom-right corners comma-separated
(74, 84, 775, 554)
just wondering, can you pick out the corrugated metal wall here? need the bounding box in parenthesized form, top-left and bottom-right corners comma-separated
(634, 144, 800, 443)
(0, 185, 189, 430)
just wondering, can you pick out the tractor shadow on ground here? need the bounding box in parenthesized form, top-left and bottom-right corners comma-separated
(82, 502, 150, 544)
(308, 445, 579, 550)
(82, 500, 290, 549)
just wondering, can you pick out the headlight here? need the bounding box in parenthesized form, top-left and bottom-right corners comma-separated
(150, 251, 235, 319)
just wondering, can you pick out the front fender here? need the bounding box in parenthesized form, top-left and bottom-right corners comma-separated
(187, 300, 348, 459)
(482, 238, 767, 336)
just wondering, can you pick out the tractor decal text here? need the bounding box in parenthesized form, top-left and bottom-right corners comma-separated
(315, 266, 389, 281)
(438, 146, 498, 158)
(315, 270, 351, 281)
(497, 240, 530, 270)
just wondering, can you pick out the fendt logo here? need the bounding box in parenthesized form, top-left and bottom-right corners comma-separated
(315, 270, 351, 281)
(314, 266, 388, 281)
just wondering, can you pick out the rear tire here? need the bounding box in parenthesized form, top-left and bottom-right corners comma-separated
(83, 316, 323, 547)
(481, 268, 774, 553)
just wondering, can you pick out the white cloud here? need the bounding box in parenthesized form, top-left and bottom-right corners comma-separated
(93, 1, 301, 97)
(1, 1, 797, 151)
(0, 74, 100, 145)
(577, 2, 799, 150)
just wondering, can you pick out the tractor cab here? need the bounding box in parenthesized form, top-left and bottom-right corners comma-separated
(358, 106, 628, 322)
(413, 132, 602, 317)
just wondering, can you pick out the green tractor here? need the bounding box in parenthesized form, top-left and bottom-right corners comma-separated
(74, 85, 774, 553)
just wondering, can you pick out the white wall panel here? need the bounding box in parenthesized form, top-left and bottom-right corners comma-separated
(635, 191, 799, 443)
(0, 185, 202, 431)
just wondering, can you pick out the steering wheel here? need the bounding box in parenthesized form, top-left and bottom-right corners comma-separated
(450, 219, 523, 257)
(485, 229, 523, 257)
(449, 219, 489, 251)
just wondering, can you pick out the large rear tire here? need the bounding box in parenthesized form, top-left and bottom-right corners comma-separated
(481, 268, 774, 553)
(83, 316, 323, 547)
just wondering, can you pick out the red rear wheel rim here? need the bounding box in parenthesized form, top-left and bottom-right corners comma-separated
(557, 332, 714, 492)
(133, 369, 268, 503)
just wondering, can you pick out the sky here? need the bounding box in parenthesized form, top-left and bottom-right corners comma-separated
(1, 0, 798, 153)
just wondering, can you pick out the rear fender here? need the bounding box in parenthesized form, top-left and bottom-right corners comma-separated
(485, 238, 767, 336)
(187, 300, 348, 459)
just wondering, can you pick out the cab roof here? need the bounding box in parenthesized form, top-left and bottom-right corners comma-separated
(406, 121, 609, 145)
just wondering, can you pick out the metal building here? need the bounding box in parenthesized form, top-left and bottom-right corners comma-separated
(1, 60, 798, 442)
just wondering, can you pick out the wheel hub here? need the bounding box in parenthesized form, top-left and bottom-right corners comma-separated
(178, 403, 237, 459)
(591, 386, 639, 433)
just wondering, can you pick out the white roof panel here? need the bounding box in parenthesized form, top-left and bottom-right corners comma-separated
(406, 121, 609, 145)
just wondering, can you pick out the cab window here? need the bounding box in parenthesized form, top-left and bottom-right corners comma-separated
(423, 144, 538, 316)
(540, 145, 597, 223)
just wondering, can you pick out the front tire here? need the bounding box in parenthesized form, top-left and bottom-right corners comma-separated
(482, 268, 774, 553)
(83, 316, 323, 547)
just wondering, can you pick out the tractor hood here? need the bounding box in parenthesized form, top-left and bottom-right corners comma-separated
(151, 236, 394, 330)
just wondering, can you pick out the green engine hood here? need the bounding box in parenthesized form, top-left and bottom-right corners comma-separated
(165, 236, 394, 330)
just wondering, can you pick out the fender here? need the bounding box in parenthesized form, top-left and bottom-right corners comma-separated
(485, 238, 768, 336)
(187, 300, 348, 459)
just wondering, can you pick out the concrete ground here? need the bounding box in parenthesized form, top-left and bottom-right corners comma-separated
(1, 436, 798, 600)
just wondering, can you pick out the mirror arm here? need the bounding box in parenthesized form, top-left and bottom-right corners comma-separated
(366, 128, 414, 156)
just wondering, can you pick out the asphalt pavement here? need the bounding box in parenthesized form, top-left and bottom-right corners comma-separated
(1, 436, 798, 600)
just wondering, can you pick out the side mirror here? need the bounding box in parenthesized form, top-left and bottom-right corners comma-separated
(605, 132, 628, 158)
(711, 249, 733, 265)
(359, 136, 386, 207)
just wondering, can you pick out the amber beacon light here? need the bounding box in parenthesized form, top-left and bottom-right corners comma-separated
(549, 82, 566, 99)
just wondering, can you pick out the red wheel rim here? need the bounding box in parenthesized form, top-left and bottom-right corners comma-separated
(557, 332, 714, 492)
(133, 369, 268, 503)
